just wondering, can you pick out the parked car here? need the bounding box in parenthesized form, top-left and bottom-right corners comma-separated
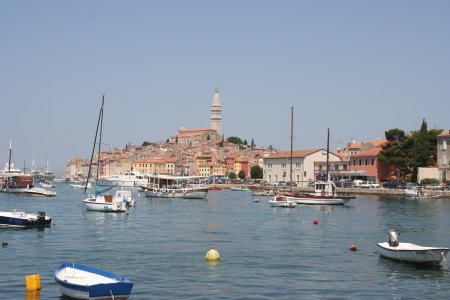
(383, 181, 406, 189)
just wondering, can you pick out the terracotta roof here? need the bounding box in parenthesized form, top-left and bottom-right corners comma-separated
(438, 130, 450, 137)
(267, 149, 321, 159)
(351, 148, 381, 158)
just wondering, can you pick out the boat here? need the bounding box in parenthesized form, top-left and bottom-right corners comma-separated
(230, 186, 250, 191)
(377, 229, 449, 265)
(39, 179, 55, 188)
(252, 189, 275, 196)
(97, 171, 148, 187)
(0, 141, 34, 193)
(22, 187, 56, 197)
(268, 195, 296, 208)
(81, 96, 134, 212)
(208, 186, 223, 190)
(285, 181, 351, 205)
(0, 210, 51, 227)
(143, 174, 208, 199)
(54, 262, 133, 299)
(404, 188, 429, 199)
(70, 182, 91, 189)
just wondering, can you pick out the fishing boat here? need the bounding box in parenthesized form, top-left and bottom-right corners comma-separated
(377, 229, 449, 265)
(268, 195, 296, 208)
(81, 96, 134, 212)
(143, 174, 208, 199)
(54, 262, 133, 299)
(0, 210, 51, 227)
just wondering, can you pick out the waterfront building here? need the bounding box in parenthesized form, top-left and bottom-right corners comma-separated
(348, 148, 391, 183)
(263, 149, 339, 186)
(437, 130, 450, 183)
(132, 157, 178, 175)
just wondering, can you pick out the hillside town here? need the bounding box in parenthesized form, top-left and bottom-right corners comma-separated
(65, 89, 450, 187)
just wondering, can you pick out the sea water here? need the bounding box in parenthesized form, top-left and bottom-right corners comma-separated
(0, 184, 449, 299)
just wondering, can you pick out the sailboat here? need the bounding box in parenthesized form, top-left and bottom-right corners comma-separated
(81, 96, 134, 212)
(269, 107, 296, 208)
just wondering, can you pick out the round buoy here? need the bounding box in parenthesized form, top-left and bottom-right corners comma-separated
(205, 248, 220, 261)
(2, 240, 8, 246)
(349, 244, 358, 251)
(313, 218, 318, 224)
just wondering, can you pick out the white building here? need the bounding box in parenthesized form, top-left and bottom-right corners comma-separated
(263, 149, 342, 186)
(437, 130, 450, 183)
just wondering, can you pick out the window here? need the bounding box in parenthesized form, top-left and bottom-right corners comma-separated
(371, 159, 375, 166)
(282, 163, 286, 169)
(335, 164, 339, 171)
(343, 164, 348, 171)
(295, 163, 301, 169)
(352, 159, 356, 166)
(359, 159, 362, 166)
(364, 159, 368, 166)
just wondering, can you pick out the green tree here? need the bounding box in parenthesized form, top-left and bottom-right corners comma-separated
(228, 172, 237, 180)
(238, 170, 246, 179)
(251, 139, 255, 148)
(227, 136, 243, 145)
(378, 128, 412, 179)
(411, 119, 430, 181)
(250, 165, 263, 179)
(243, 139, 248, 146)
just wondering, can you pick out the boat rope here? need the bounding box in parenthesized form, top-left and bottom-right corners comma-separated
(441, 252, 449, 269)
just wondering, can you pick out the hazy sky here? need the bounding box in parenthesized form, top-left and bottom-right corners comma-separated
(1, 1, 449, 175)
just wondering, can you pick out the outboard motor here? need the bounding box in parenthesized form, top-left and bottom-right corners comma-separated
(37, 212, 45, 224)
(388, 228, 400, 247)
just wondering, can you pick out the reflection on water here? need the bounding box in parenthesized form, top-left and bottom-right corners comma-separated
(0, 185, 449, 299)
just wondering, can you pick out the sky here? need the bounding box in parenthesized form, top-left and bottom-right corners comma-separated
(1, 1, 449, 176)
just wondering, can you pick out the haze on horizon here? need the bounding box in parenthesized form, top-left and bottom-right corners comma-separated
(1, 1, 449, 175)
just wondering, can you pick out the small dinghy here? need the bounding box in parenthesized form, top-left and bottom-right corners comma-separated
(377, 229, 448, 265)
(54, 262, 133, 299)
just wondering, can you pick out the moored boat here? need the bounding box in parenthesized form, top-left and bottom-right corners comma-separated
(0, 210, 51, 227)
(143, 174, 208, 199)
(269, 195, 296, 208)
(285, 181, 351, 205)
(377, 229, 449, 265)
(97, 171, 148, 187)
(54, 262, 133, 299)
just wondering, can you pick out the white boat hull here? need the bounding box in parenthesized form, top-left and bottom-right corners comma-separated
(377, 242, 448, 264)
(269, 196, 296, 208)
(292, 196, 348, 205)
(144, 187, 208, 199)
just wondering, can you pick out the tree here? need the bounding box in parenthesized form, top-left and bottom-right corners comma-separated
(238, 170, 246, 179)
(243, 139, 248, 146)
(227, 136, 243, 145)
(378, 128, 412, 179)
(228, 172, 237, 180)
(411, 119, 430, 181)
(250, 165, 263, 179)
(251, 139, 255, 148)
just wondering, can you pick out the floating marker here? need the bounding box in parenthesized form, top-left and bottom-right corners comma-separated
(349, 244, 358, 251)
(313, 218, 318, 224)
(2, 240, 8, 246)
(205, 248, 220, 261)
(25, 274, 41, 291)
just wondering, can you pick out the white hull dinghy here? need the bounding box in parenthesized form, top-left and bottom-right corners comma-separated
(377, 229, 448, 265)
(54, 262, 133, 299)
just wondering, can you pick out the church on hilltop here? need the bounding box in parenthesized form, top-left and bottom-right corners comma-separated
(170, 89, 222, 145)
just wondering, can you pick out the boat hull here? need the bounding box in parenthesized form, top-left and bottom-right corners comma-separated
(269, 196, 296, 208)
(144, 187, 208, 199)
(0, 211, 51, 227)
(292, 196, 347, 205)
(82, 196, 127, 212)
(377, 242, 449, 264)
(54, 262, 133, 299)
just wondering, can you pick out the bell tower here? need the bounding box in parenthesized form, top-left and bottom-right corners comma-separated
(210, 88, 222, 137)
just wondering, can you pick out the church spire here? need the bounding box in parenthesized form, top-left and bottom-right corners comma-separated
(210, 88, 222, 137)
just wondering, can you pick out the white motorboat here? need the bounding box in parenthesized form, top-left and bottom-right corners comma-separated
(97, 171, 148, 187)
(0, 210, 52, 227)
(143, 174, 208, 199)
(230, 186, 250, 191)
(269, 195, 296, 208)
(404, 188, 429, 199)
(39, 180, 55, 188)
(285, 181, 352, 205)
(377, 229, 448, 265)
(252, 189, 276, 196)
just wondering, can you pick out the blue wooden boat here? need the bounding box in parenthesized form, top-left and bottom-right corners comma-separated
(54, 262, 133, 299)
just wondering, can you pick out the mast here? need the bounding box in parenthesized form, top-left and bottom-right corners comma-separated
(96, 95, 104, 182)
(8, 140, 12, 173)
(326, 128, 330, 182)
(290, 107, 293, 191)
(84, 95, 105, 195)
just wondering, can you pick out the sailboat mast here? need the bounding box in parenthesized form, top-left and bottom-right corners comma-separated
(96, 95, 104, 181)
(8, 140, 12, 173)
(84, 96, 105, 195)
(290, 107, 293, 190)
(326, 128, 330, 182)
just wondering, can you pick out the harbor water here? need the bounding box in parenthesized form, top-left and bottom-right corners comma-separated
(1, 184, 449, 299)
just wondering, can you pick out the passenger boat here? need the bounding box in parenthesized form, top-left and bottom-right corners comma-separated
(97, 171, 148, 187)
(54, 262, 133, 299)
(0, 210, 51, 227)
(268, 195, 296, 208)
(284, 181, 351, 205)
(377, 229, 449, 265)
(81, 96, 134, 212)
(142, 174, 208, 199)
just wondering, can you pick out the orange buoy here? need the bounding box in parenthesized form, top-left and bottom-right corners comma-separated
(313, 218, 318, 224)
(349, 244, 358, 251)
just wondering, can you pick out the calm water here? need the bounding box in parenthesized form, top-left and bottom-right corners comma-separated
(1, 184, 449, 299)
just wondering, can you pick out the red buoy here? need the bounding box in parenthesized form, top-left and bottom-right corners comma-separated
(313, 218, 318, 224)
(349, 244, 358, 251)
